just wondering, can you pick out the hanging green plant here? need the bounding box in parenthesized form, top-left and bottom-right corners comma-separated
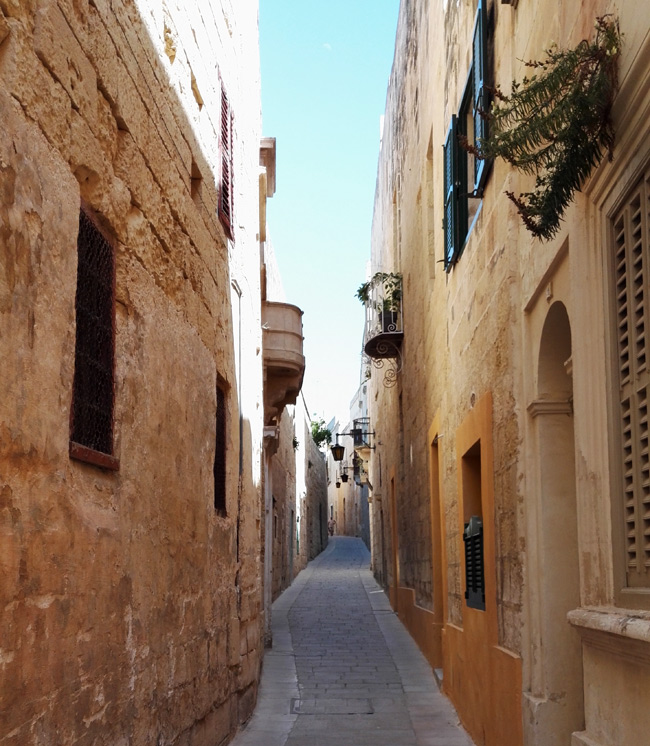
(471, 15, 621, 240)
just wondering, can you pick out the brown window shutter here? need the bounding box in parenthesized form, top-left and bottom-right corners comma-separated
(613, 168, 650, 587)
(218, 83, 234, 240)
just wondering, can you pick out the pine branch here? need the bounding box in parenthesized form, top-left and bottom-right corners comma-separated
(475, 15, 621, 240)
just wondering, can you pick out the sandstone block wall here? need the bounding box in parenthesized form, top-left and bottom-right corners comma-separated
(368, 0, 650, 744)
(301, 415, 328, 562)
(0, 1, 264, 744)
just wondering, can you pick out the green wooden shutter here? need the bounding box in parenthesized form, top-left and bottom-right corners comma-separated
(443, 116, 459, 269)
(472, 0, 489, 194)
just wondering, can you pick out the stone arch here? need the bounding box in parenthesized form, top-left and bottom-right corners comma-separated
(528, 300, 584, 743)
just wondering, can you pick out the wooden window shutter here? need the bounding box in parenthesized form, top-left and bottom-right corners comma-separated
(443, 116, 460, 270)
(70, 208, 119, 470)
(218, 83, 234, 240)
(464, 515, 486, 610)
(613, 167, 650, 587)
(472, 0, 489, 194)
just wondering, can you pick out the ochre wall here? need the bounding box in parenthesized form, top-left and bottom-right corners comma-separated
(0, 1, 264, 744)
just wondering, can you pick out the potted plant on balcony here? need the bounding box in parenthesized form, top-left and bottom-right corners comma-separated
(355, 272, 402, 332)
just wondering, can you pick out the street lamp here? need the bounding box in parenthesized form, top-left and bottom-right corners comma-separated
(329, 428, 375, 462)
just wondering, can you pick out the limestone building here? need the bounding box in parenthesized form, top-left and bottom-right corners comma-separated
(327, 384, 372, 545)
(364, 1, 650, 745)
(0, 1, 306, 744)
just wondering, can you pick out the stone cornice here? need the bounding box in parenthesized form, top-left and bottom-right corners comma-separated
(527, 398, 572, 418)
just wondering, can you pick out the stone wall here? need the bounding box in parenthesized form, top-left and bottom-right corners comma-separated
(300, 413, 328, 562)
(368, 0, 650, 744)
(0, 1, 264, 744)
(270, 408, 297, 601)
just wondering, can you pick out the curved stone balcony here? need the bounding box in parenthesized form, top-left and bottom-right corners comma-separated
(262, 300, 305, 424)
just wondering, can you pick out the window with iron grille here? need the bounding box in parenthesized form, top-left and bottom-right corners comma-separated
(612, 165, 650, 588)
(70, 208, 119, 471)
(218, 81, 234, 240)
(443, 0, 490, 270)
(214, 382, 227, 514)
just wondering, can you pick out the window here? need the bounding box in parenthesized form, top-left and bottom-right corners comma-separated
(70, 208, 119, 470)
(218, 80, 234, 240)
(462, 441, 485, 610)
(612, 165, 650, 588)
(214, 382, 227, 514)
(443, 0, 490, 269)
(464, 516, 485, 610)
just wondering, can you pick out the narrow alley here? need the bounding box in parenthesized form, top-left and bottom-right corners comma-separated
(232, 537, 473, 746)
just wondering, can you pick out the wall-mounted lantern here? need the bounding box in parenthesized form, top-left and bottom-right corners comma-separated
(330, 426, 375, 463)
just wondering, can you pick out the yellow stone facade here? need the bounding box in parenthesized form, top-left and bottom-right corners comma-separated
(367, 1, 650, 745)
(0, 0, 303, 743)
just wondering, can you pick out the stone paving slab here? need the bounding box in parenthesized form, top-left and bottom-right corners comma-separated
(230, 537, 474, 746)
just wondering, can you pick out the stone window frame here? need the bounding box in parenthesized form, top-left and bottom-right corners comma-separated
(69, 204, 119, 471)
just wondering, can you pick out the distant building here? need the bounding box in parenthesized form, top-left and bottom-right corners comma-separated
(326, 382, 371, 546)
(365, 1, 650, 745)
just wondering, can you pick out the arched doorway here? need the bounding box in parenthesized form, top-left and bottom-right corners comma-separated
(528, 301, 584, 743)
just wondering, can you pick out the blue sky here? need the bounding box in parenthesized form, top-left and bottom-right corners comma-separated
(259, 0, 399, 425)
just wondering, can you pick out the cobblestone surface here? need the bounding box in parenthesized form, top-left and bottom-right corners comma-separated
(231, 537, 474, 746)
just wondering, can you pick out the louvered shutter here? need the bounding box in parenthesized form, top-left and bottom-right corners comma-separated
(613, 168, 650, 587)
(472, 0, 488, 194)
(443, 116, 459, 270)
(464, 516, 486, 610)
(218, 83, 234, 240)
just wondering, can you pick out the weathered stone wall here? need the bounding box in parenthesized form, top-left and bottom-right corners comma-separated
(370, 0, 522, 639)
(300, 411, 328, 563)
(0, 1, 264, 744)
(369, 0, 650, 744)
(269, 406, 328, 597)
(270, 408, 297, 601)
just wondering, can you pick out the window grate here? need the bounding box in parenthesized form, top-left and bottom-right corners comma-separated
(70, 209, 117, 466)
(214, 383, 227, 514)
(613, 167, 650, 585)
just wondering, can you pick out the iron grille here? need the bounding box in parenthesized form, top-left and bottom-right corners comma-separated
(463, 516, 485, 610)
(70, 209, 115, 459)
(214, 384, 227, 514)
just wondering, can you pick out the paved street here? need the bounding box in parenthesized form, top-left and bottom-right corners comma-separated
(231, 537, 474, 746)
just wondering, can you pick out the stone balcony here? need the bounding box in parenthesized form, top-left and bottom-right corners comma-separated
(262, 300, 305, 424)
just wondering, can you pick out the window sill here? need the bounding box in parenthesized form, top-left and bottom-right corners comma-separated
(568, 607, 650, 663)
(70, 441, 120, 471)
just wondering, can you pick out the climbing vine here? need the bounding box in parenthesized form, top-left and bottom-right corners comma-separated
(472, 16, 621, 240)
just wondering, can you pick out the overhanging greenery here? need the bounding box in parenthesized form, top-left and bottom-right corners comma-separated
(473, 15, 621, 240)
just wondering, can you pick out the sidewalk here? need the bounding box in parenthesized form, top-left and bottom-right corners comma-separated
(231, 537, 474, 746)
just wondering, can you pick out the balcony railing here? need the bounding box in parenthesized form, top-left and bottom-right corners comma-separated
(362, 273, 403, 360)
(351, 417, 372, 450)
